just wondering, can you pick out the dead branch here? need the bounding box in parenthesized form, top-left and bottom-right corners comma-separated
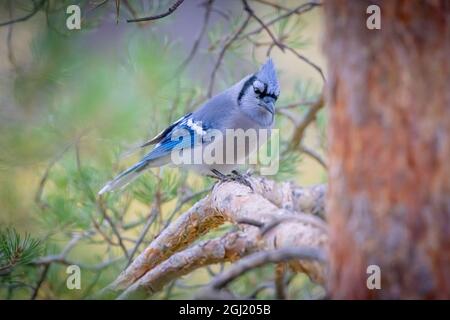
(287, 95, 324, 152)
(242, 0, 285, 51)
(274, 262, 287, 299)
(176, 0, 214, 73)
(285, 45, 326, 82)
(111, 197, 225, 290)
(6, 0, 18, 70)
(0, 0, 46, 27)
(238, 1, 325, 80)
(117, 231, 259, 299)
(30, 264, 49, 300)
(126, 201, 159, 266)
(277, 99, 319, 111)
(300, 144, 327, 169)
(251, 0, 292, 12)
(35, 143, 73, 209)
(127, 0, 185, 23)
(198, 246, 326, 297)
(207, 14, 251, 97)
(108, 176, 328, 299)
(239, 1, 321, 40)
(250, 176, 326, 219)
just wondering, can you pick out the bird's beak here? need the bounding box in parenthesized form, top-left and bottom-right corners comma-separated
(260, 97, 275, 114)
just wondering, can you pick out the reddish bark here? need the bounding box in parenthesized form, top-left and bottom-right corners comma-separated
(324, 0, 450, 299)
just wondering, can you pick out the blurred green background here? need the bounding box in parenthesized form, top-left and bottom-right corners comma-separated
(0, 0, 326, 299)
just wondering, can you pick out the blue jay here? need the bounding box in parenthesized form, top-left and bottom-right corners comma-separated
(99, 58, 280, 194)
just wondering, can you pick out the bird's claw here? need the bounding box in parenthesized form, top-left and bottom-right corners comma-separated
(230, 170, 254, 190)
(210, 169, 253, 191)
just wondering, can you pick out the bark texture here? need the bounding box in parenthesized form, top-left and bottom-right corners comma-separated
(108, 177, 328, 299)
(324, 0, 450, 299)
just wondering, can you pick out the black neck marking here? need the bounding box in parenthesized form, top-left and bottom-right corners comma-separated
(238, 75, 257, 104)
(260, 91, 278, 100)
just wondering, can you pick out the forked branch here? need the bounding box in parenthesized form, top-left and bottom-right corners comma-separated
(107, 176, 328, 299)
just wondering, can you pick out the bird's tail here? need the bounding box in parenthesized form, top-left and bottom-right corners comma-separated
(98, 160, 148, 195)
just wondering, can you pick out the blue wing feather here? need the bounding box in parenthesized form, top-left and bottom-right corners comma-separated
(99, 113, 209, 194)
(140, 113, 193, 148)
(141, 114, 208, 161)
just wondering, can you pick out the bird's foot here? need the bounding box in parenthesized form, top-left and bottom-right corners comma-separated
(230, 170, 254, 190)
(210, 169, 253, 191)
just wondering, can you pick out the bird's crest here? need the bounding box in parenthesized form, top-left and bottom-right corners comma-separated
(256, 58, 280, 97)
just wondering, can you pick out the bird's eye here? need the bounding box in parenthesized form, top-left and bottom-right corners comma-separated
(253, 80, 265, 96)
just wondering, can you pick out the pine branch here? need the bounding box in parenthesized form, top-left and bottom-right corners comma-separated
(0, 228, 42, 275)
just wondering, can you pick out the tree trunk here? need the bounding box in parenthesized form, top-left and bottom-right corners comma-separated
(323, 0, 449, 299)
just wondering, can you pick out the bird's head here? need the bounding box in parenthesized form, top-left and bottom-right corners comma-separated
(236, 58, 280, 126)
